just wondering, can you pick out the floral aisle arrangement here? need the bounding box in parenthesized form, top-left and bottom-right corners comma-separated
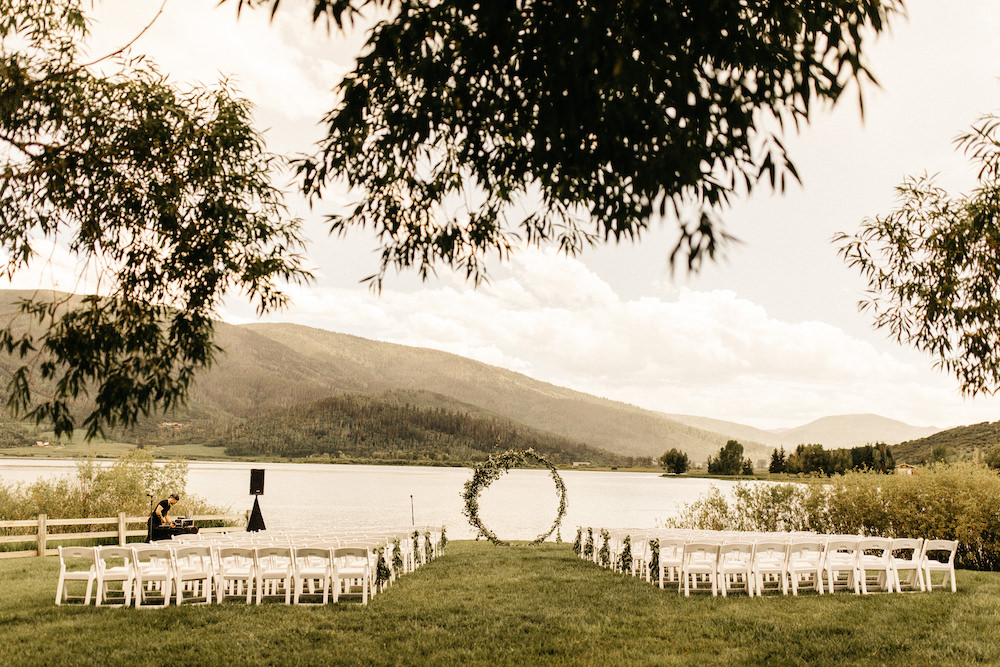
(598, 528, 611, 568)
(616, 535, 632, 573)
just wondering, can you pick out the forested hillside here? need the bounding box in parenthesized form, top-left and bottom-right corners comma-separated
(892, 420, 1000, 463)
(0, 290, 767, 463)
(207, 322, 771, 462)
(142, 391, 635, 466)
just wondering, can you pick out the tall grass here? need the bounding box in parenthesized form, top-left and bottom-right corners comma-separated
(670, 462, 1000, 569)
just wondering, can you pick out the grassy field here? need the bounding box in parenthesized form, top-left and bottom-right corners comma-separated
(3, 541, 1000, 666)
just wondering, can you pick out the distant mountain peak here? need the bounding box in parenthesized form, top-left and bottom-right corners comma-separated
(667, 412, 942, 449)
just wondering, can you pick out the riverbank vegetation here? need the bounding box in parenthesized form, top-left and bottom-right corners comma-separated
(705, 440, 754, 475)
(768, 442, 896, 475)
(670, 462, 1000, 570)
(3, 540, 999, 665)
(0, 450, 225, 522)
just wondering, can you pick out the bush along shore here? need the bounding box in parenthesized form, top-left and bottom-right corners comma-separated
(668, 462, 1000, 570)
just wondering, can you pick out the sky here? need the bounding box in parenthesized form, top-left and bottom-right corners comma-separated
(15, 0, 1000, 430)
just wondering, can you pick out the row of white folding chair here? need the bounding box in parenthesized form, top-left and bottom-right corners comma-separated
(187, 532, 415, 583)
(56, 544, 206, 607)
(593, 528, 821, 563)
(653, 536, 957, 597)
(583, 528, 960, 597)
(235, 526, 446, 585)
(248, 531, 423, 573)
(215, 544, 375, 605)
(59, 526, 444, 607)
(254, 534, 420, 597)
(196, 525, 444, 567)
(55, 543, 377, 607)
(777, 536, 956, 595)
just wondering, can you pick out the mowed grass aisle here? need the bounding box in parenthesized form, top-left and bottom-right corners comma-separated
(3, 541, 1000, 666)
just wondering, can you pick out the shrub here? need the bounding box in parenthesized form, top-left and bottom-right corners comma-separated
(658, 449, 690, 474)
(0, 450, 226, 521)
(669, 463, 1000, 570)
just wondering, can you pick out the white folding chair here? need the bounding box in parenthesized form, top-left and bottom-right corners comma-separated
(630, 535, 649, 579)
(293, 546, 335, 605)
(333, 546, 372, 605)
(215, 546, 256, 603)
(609, 531, 627, 572)
(823, 537, 860, 594)
(750, 540, 788, 596)
(657, 538, 686, 591)
(56, 546, 98, 606)
(857, 537, 893, 594)
(254, 546, 294, 604)
(132, 545, 174, 608)
(95, 546, 135, 607)
(889, 538, 925, 592)
(921, 539, 958, 592)
(717, 542, 754, 596)
(681, 541, 719, 597)
(787, 539, 825, 595)
(172, 545, 215, 605)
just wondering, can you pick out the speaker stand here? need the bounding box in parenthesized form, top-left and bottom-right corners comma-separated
(247, 496, 266, 532)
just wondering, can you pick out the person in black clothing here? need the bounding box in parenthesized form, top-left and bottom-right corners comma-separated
(152, 493, 180, 528)
(149, 493, 197, 540)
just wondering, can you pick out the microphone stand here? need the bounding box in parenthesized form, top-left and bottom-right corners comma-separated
(146, 493, 154, 542)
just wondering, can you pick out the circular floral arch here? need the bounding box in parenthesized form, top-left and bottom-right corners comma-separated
(461, 448, 568, 546)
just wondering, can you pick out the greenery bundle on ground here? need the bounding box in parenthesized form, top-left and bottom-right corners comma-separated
(3, 540, 1000, 666)
(670, 462, 1000, 570)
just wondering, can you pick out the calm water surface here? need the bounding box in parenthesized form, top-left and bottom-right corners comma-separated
(0, 459, 743, 540)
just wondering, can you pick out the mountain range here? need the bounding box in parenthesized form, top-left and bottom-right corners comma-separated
(151, 320, 946, 462)
(0, 289, 948, 463)
(664, 413, 941, 450)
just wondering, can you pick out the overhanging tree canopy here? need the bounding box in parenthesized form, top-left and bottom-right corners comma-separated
(0, 0, 907, 436)
(246, 0, 902, 284)
(0, 0, 310, 437)
(837, 112, 1000, 396)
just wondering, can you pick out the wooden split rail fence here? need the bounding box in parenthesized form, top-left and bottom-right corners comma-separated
(0, 513, 247, 559)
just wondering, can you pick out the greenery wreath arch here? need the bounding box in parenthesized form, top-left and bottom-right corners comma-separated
(461, 448, 568, 546)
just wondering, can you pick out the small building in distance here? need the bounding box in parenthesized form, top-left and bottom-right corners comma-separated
(895, 463, 916, 475)
(572, 461, 592, 467)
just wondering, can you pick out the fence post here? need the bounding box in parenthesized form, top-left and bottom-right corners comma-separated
(37, 514, 47, 557)
(118, 512, 127, 546)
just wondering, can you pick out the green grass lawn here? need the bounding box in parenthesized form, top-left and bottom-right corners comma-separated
(3, 541, 1000, 666)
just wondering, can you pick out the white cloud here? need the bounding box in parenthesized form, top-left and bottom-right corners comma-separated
(219, 247, 999, 430)
(84, 0, 344, 123)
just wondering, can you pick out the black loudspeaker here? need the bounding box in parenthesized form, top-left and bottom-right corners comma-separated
(249, 469, 265, 496)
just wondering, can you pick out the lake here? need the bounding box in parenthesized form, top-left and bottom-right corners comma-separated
(0, 459, 744, 540)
